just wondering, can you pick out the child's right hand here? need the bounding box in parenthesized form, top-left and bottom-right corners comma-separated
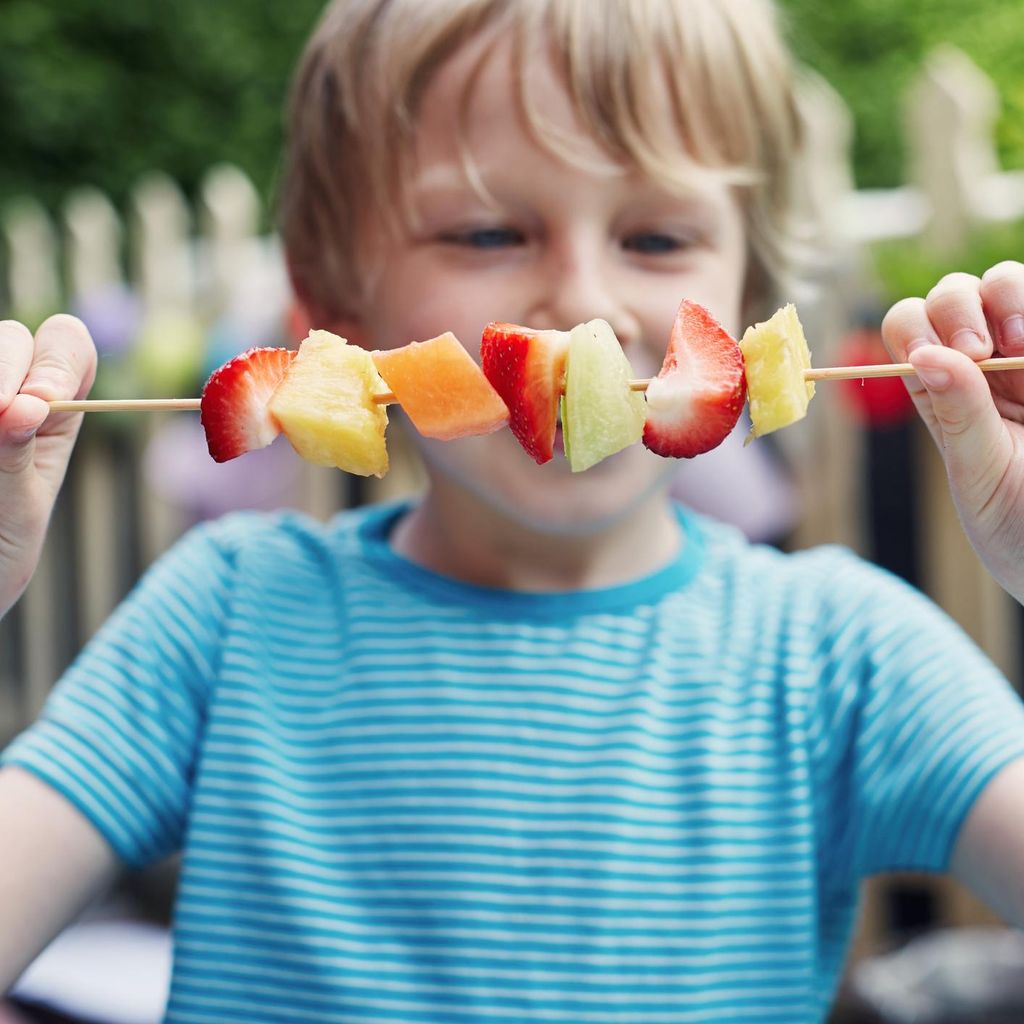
(0, 316, 97, 618)
(881, 261, 1024, 605)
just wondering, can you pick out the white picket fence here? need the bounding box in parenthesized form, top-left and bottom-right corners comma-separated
(0, 162, 429, 736)
(1, 46, 1022, 950)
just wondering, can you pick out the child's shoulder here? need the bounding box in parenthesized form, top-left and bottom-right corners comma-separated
(187, 500, 391, 555)
(692, 506, 888, 591)
(688, 507, 937, 635)
(161, 500, 397, 594)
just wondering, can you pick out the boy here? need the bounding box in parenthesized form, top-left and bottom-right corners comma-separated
(2, 0, 1024, 1020)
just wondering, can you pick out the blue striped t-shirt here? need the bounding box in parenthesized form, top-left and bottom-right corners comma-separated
(5, 499, 1024, 1023)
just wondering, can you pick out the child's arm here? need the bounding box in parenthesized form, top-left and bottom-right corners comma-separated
(881, 261, 1024, 922)
(951, 757, 1024, 928)
(0, 766, 120, 993)
(0, 315, 106, 987)
(0, 316, 97, 618)
(880, 260, 1024, 604)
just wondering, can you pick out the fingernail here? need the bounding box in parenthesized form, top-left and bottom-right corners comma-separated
(949, 328, 987, 358)
(1001, 315, 1024, 350)
(906, 337, 936, 355)
(916, 365, 952, 391)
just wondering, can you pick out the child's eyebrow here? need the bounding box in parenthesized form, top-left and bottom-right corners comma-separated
(412, 163, 723, 200)
(407, 157, 737, 231)
(412, 165, 471, 191)
(407, 166, 489, 208)
(606, 179, 733, 227)
(408, 164, 508, 217)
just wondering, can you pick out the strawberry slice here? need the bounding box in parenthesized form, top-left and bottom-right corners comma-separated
(200, 347, 296, 462)
(480, 322, 570, 464)
(642, 301, 746, 459)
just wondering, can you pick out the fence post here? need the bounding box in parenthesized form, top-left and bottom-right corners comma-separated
(0, 201, 65, 719)
(60, 188, 127, 647)
(199, 163, 262, 317)
(63, 187, 124, 299)
(905, 45, 1001, 255)
(792, 69, 856, 249)
(1, 199, 61, 326)
(130, 174, 203, 565)
(787, 70, 868, 556)
(131, 172, 193, 312)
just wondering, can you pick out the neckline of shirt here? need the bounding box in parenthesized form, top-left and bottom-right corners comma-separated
(352, 499, 705, 616)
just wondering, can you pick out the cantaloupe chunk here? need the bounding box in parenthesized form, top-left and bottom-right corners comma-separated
(372, 332, 508, 440)
(268, 330, 389, 477)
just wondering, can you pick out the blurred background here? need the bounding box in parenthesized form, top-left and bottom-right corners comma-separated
(1, 0, 1023, 1022)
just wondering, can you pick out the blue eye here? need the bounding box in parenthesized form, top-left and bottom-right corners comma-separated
(442, 227, 525, 249)
(622, 232, 690, 254)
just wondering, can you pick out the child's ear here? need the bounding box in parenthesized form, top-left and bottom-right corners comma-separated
(286, 299, 368, 349)
(285, 299, 312, 345)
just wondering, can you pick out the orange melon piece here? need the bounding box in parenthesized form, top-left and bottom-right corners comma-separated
(372, 332, 509, 440)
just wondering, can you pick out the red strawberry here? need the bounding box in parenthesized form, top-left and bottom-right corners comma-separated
(200, 347, 296, 462)
(642, 301, 746, 459)
(480, 322, 570, 464)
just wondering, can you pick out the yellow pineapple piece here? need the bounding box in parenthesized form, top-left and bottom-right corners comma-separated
(269, 330, 389, 477)
(740, 304, 815, 438)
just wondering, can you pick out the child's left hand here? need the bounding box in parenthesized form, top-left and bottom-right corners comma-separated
(881, 260, 1024, 604)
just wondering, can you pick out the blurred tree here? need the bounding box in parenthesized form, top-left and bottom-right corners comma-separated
(1, 0, 1021, 209)
(871, 217, 1024, 304)
(0, 0, 324, 216)
(779, 0, 1024, 187)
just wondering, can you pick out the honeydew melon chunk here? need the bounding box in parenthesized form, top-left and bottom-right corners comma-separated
(268, 330, 389, 477)
(561, 319, 646, 472)
(559, 393, 572, 466)
(740, 304, 815, 438)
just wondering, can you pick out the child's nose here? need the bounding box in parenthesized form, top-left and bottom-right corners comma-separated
(527, 249, 641, 349)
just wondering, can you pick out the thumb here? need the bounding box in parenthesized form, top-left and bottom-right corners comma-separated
(0, 393, 50, 474)
(909, 343, 1012, 506)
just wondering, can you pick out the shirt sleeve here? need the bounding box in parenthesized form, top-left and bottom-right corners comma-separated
(805, 549, 1024, 881)
(1, 517, 246, 867)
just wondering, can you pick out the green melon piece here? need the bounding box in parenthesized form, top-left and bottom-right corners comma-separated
(561, 320, 646, 472)
(559, 393, 571, 466)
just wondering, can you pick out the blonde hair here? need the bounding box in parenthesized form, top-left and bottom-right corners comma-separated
(280, 0, 804, 327)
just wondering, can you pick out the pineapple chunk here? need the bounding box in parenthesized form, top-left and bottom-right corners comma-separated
(740, 304, 815, 437)
(269, 330, 389, 477)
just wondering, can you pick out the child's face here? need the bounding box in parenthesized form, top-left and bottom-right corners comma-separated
(345, 33, 748, 535)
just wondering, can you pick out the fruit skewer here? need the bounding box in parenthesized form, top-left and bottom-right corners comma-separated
(38, 301, 1024, 478)
(46, 354, 1024, 415)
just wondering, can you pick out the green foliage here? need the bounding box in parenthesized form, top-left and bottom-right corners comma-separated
(778, 0, 1024, 188)
(870, 220, 1024, 305)
(0, 0, 325, 215)
(1, 1, 1022, 209)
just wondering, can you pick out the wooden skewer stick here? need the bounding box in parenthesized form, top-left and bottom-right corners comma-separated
(48, 398, 204, 413)
(805, 355, 1024, 382)
(46, 355, 1024, 414)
